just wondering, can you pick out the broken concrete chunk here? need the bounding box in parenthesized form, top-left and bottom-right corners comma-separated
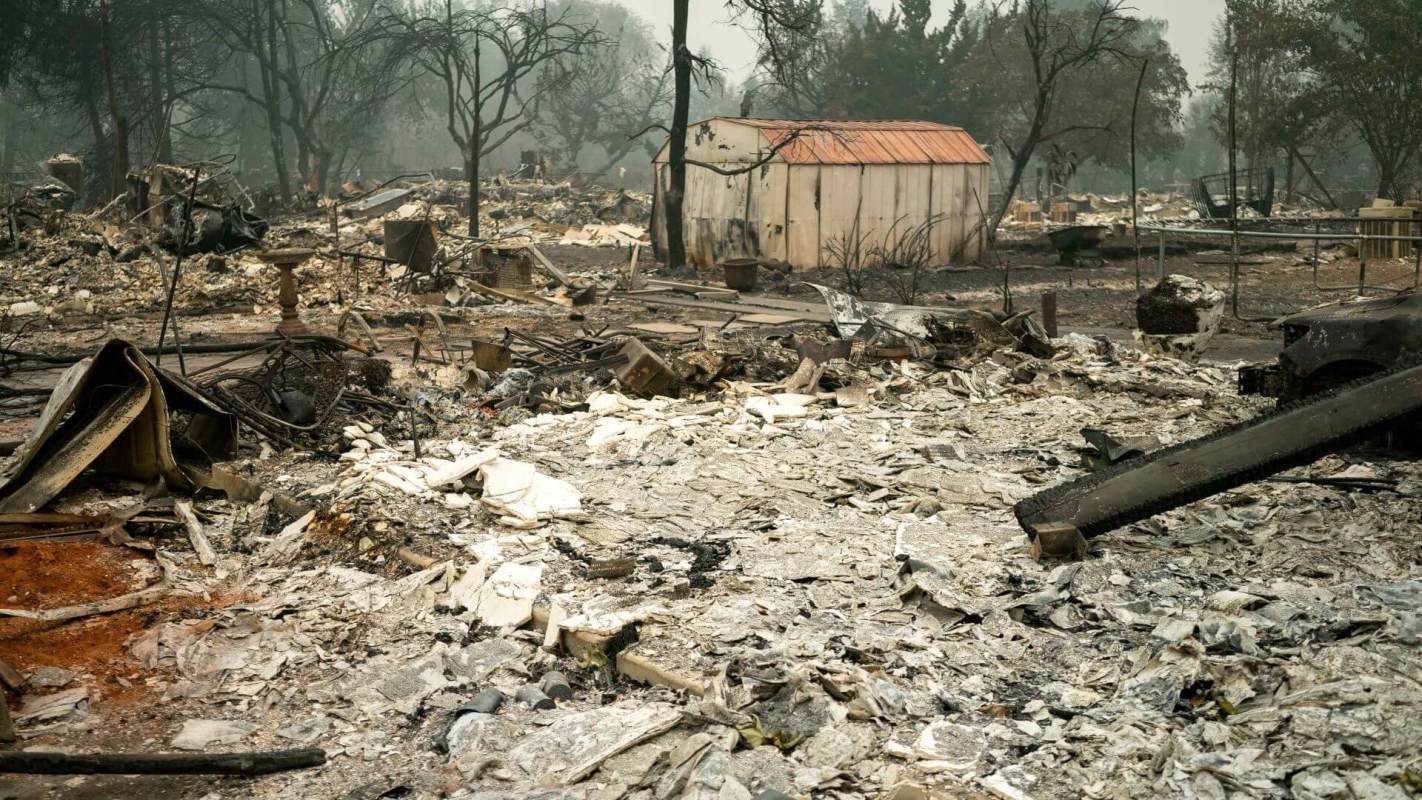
(505, 703, 682, 786)
(798, 722, 874, 769)
(171, 718, 256, 750)
(912, 721, 987, 774)
(369, 653, 450, 715)
(14, 687, 88, 724)
(446, 638, 522, 682)
(474, 562, 543, 627)
(26, 665, 76, 689)
(275, 716, 333, 743)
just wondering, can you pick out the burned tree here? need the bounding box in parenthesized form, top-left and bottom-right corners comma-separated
(1205, 0, 1337, 205)
(664, 0, 693, 273)
(392, 1, 600, 237)
(534, 13, 672, 185)
(980, 0, 1153, 230)
(662, 0, 815, 273)
(190, 0, 411, 198)
(1295, 0, 1422, 200)
(744, 0, 838, 118)
(5, 0, 224, 202)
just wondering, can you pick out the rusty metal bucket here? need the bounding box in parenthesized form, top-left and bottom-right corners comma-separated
(721, 258, 758, 291)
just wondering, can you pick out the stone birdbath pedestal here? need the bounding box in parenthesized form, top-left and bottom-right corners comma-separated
(256, 248, 316, 337)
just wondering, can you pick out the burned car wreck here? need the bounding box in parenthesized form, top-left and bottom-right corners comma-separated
(1239, 292, 1422, 400)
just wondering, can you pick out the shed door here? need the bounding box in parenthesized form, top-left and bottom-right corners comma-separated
(752, 163, 788, 263)
(786, 166, 821, 270)
(816, 165, 865, 269)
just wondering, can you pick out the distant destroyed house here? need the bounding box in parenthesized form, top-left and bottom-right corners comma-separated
(653, 117, 991, 271)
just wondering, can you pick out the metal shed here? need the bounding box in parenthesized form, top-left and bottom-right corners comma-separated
(652, 117, 991, 271)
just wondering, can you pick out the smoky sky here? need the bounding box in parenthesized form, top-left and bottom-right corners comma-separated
(618, 0, 1225, 91)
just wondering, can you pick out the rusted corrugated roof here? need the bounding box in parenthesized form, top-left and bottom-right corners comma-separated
(727, 118, 990, 165)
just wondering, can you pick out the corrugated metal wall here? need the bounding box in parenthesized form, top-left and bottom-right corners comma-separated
(653, 119, 988, 270)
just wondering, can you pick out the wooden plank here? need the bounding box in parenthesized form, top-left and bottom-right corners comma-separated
(0, 749, 327, 776)
(645, 278, 738, 297)
(0, 657, 24, 690)
(728, 294, 834, 313)
(174, 500, 216, 566)
(626, 243, 641, 289)
(740, 313, 808, 325)
(522, 244, 573, 287)
(0, 512, 100, 525)
(613, 292, 833, 323)
(643, 281, 828, 313)
(530, 606, 704, 697)
(630, 322, 701, 336)
(688, 319, 750, 331)
(470, 281, 560, 306)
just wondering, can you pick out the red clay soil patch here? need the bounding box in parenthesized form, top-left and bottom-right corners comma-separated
(0, 540, 220, 706)
(0, 539, 153, 610)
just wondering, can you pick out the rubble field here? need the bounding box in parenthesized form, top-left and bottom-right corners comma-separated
(0, 180, 1419, 800)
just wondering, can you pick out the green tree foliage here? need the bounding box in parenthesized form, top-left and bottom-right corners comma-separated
(821, 0, 985, 128)
(746, 0, 1186, 194)
(1204, 0, 1337, 199)
(968, 3, 1188, 175)
(1294, 0, 1422, 199)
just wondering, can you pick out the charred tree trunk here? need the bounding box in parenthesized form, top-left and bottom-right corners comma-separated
(992, 103, 1046, 232)
(257, 5, 292, 201)
(159, 15, 175, 164)
(666, 0, 691, 273)
(1, 100, 18, 173)
(1375, 151, 1406, 202)
(276, 0, 320, 196)
(1283, 146, 1296, 205)
(468, 38, 481, 238)
(146, 25, 162, 164)
(98, 0, 129, 201)
(83, 84, 109, 202)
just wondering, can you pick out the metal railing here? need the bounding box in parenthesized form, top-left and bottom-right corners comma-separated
(1135, 218, 1422, 321)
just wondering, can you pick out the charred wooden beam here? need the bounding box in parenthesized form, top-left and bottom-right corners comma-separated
(1015, 359, 1422, 557)
(0, 748, 325, 775)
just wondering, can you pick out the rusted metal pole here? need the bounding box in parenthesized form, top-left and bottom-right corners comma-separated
(156, 167, 200, 374)
(1040, 291, 1058, 339)
(1227, 14, 1240, 314)
(1130, 58, 1150, 296)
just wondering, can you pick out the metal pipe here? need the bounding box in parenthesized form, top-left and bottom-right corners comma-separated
(1227, 12, 1243, 321)
(157, 167, 200, 374)
(1142, 222, 1422, 296)
(1359, 229, 1368, 294)
(1130, 58, 1149, 296)
(1414, 218, 1421, 289)
(1136, 224, 1420, 242)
